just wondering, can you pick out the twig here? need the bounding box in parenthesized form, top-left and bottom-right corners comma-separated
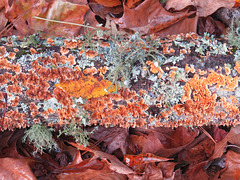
(33, 16, 97, 30)
(0, 93, 7, 131)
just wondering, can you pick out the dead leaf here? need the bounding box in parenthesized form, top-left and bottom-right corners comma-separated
(69, 143, 135, 175)
(220, 151, 240, 180)
(113, 0, 197, 35)
(142, 132, 164, 154)
(57, 159, 127, 180)
(5, 0, 94, 37)
(182, 161, 209, 180)
(55, 75, 119, 99)
(124, 153, 172, 168)
(0, 157, 36, 180)
(127, 134, 147, 154)
(213, 126, 228, 143)
(178, 139, 215, 162)
(164, 126, 198, 148)
(0, 8, 8, 31)
(90, 126, 128, 155)
(88, 0, 123, 19)
(165, 0, 235, 17)
(211, 125, 240, 159)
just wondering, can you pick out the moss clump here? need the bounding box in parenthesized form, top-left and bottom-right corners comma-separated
(22, 124, 58, 155)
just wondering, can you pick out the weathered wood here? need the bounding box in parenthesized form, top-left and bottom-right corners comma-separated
(0, 33, 239, 130)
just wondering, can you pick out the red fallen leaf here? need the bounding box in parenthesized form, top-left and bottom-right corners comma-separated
(165, 0, 235, 17)
(113, 0, 197, 35)
(55, 75, 119, 99)
(90, 126, 128, 154)
(0, 157, 36, 180)
(178, 139, 215, 162)
(220, 150, 240, 179)
(213, 126, 228, 143)
(164, 126, 199, 149)
(182, 161, 209, 180)
(142, 132, 164, 154)
(88, 0, 123, 19)
(124, 153, 172, 168)
(57, 159, 127, 180)
(127, 134, 147, 154)
(211, 125, 240, 159)
(5, 0, 93, 37)
(68, 142, 135, 175)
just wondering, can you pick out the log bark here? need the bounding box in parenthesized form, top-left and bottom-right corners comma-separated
(0, 33, 239, 130)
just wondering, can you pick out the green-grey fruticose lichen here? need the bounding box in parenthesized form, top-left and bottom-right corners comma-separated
(22, 124, 58, 155)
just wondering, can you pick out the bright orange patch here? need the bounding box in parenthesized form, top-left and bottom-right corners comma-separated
(55, 75, 120, 99)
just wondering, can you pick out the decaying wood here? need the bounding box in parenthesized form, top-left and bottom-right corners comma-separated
(0, 33, 240, 130)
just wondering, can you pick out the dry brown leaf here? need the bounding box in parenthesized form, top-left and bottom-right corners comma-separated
(0, 157, 36, 180)
(113, 0, 197, 35)
(90, 126, 128, 155)
(58, 159, 127, 180)
(0, 8, 8, 31)
(5, 0, 94, 37)
(211, 125, 240, 159)
(142, 132, 164, 154)
(68, 143, 135, 175)
(220, 150, 240, 180)
(164, 126, 199, 148)
(165, 0, 235, 17)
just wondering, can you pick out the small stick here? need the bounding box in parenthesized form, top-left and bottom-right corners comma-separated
(0, 93, 7, 131)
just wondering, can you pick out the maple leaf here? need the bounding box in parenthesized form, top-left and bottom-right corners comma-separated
(55, 75, 119, 99)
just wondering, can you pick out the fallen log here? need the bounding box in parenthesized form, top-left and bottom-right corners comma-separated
(0, 32, 239, 130)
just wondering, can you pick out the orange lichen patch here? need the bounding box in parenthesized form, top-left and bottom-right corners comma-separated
(63, 39, 78, 49)
(7, 84, 21, 94)
(230, 95, 238, 104)
(0, 46, 6, 56)
(163, 46, 175, 54)
(67, 54, 76, 65)
(185, 64, 195, 74)
(30, 48, 37, 54)
(53, 88, 73, 106)
(97, 66, 108, 75)
(55, 75, 119, 99)
(224, 64, 231, 75)
(47, 38, 55, 45)
(224, 76, 239, 91)
(0, 57, 21, 73)
(29, 102, 38, 111)
(57, 107, 78, 125)
(199, 69, 207, 75)
(234, 61, 240, 74)
(83, 67, 97, 75)
(204, 71, 225, 88)
(169, 70, 176, 80)
(60, 46, 69, 55)
(100, 41, 110, 47)
(146, 61, 163, 78)
(8, 52, 16, 59)
(180, 49, 187, 54)
(11, 97, 19, 107)
(85, 50, 97, 59)
(4, 110, 27, 130)
(13, 48, 19, 52)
